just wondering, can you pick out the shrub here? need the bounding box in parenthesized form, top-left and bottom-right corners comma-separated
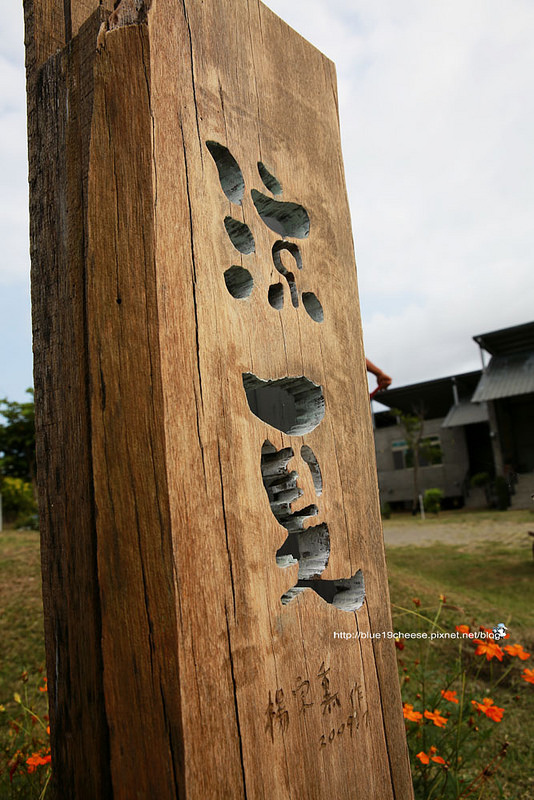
(381, 502, 392, 520)
(0, 477, 37, 524)
(470, 472, 491, 489)
(423, 488, 444, 515)
(15, 512, 40, 531)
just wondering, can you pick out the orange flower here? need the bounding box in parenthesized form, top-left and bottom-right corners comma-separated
(412, 597, 421, 607)
(473, 639, 504, 661)
(441, 689, 459, 704)
(403, 703, 423, 723)
(439, 594, 447, 603)
(456, 624, 470, 635)
(424, 709, 448, 727)
(416, 746, 446, 766)
(504, 644, 530, 661)
(39, 677, 48, 693)
(471, 698, 504, 722)
(26, 751, 51, 774)
(521, 668, 534, 685)
(485, 705, 504, 722)
(395, 638, 405, 651)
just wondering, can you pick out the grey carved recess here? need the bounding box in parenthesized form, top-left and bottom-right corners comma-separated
(208, 139, 364, 612)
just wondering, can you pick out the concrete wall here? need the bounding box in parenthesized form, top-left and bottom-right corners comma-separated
(374, 417, 469, 506)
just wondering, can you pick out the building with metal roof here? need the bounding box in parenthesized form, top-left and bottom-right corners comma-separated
(472, 321, 534, 476)
(371, 321, 534, 510)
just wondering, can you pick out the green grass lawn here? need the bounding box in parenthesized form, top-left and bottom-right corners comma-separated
(385, 509, 534, 527)
(387, 542, 534, 633)
(0, 530, 47, 798)
(1, 513, 533, 798)
(0, 530, 46, 702)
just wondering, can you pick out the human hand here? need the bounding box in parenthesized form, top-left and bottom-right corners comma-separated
(376, 371, 392, 390)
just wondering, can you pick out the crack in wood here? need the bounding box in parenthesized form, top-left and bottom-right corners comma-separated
(180, 0, 203, 155)
(218, 442, 237, 618)
(225, 607, 249, 798)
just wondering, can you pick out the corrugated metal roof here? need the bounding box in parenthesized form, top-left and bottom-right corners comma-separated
(473, 321, 534, 356)
(442, 401, 489, 428)
(373, 371, 482, 418)
(471, 353, 534, 401)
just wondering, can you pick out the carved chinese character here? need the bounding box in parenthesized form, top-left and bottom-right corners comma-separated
(292, 676, 314, 714)
(265, 689, 289, 742)
(317, 662, 341, 715)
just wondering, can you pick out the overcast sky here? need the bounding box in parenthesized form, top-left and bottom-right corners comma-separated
(1, 0, 533, 404)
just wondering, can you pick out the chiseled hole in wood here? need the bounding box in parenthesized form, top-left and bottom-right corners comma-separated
(276, 525, 330, 580)
(258, 162, 283, 196)
(224, 266, 253, 299)
(272, 242, 302, 308)
(280, 586, 307, 603)
(276, 522, 330, 588)
(260, 441, 329, 580)
(243, 374, 325, 435)
(268, 283, 284, 310)
(282, 569, 366, 612)
(272, 241, 303, 270)
(206, 140, 245, 204)
(295, 524, 330, 580)
(261, 441, 317, 532)
(285, 273, 299, 308)
(224, 216, 255, 254)
(261, 441, 302, 529)
(300, 445, 323, 496)
(251, 189, 310, 239)
(302, 292, 324, 323)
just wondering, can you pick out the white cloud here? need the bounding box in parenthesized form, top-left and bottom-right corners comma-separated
(1, 0, 533, 399)
(265, 0, 534, 387)
(0, 2, 28, 288)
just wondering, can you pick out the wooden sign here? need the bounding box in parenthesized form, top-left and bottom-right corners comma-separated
(24, 0, 413, 797)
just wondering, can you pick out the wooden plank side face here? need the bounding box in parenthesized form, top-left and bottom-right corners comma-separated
(87, 25, 185, 800)
(27, 11, 113, 799)
(147, 0, 413, 798)
(23, 0, 108, 77)
(23, 0, 65, 79)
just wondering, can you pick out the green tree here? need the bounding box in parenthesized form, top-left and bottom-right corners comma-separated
(0, 390, 36, 495)
(393, 407, 442, 514)
(396, 408, 425, 513)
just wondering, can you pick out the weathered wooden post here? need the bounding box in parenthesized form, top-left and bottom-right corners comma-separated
(24, 0, 413, 797)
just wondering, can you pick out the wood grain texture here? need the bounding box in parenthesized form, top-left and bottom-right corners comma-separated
(87, 24, 185, 799)
(26, 9, 112, 799)
(23, 0, 107, 78)
(146, 0, 413, 796)
(26, 0, 414, 796)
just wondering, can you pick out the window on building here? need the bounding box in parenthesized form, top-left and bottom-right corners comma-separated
(392, 440, 410, 470)
(419, 435, 443, 466)
(392, 437, 442, 469)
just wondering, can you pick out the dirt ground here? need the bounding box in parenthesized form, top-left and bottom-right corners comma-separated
(382, 510, 534, 550)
